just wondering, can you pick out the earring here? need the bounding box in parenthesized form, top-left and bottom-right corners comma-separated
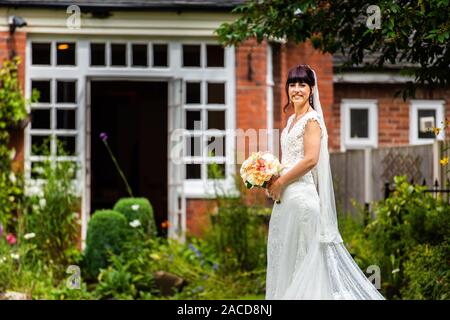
(309, 94, 313, 106)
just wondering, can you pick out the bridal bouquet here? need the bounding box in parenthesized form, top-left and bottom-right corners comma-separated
(240, 151, 283, 203)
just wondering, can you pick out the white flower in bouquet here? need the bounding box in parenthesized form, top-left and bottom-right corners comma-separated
(240, 151, 283, 190)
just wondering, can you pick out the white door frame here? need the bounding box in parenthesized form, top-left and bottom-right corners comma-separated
(85, 76, 179, 246)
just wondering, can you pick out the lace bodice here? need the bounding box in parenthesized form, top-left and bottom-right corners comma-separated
(280, 110, 323, 183)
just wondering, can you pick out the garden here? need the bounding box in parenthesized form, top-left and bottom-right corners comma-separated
(0, 58, 449, 300)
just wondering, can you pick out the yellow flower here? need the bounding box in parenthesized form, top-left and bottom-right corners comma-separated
(150, 253, 161, 260)
(440, 157, 449, 166)
(432, 127, 441, 135)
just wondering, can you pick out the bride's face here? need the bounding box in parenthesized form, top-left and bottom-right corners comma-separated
(288, 82, 311, 106)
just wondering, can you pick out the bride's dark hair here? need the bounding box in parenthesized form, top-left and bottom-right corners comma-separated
(283, 64, 315, 113)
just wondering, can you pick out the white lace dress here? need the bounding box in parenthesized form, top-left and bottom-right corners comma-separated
(265, 110, 385, 300)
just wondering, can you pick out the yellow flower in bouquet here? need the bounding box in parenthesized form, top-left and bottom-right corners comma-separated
(240, 151, 283, 189)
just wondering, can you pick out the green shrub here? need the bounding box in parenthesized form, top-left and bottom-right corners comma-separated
(22, 159, 81, 275)
(401, 241, 450, 300)
(113, 197, 157, 238)
(0, 57, 38, 232)
(205, 163, 268, 274)
(84, 210, 129, 279)
(365, 176, 450, 299)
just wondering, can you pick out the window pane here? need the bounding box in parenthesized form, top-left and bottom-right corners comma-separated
(32, 43, 51, 65)
(186, 82, 201, 104)
(206, 45, 224, 67)
(32, 80, 51, 103)
(418, 109, 436, 139)
(132, 44, 148, 67)
(57, 136, 76, 155)
(31, 109, 51, 129)
(185, 136, 202, 157)
(90, 43, 106, 66)
(350, 109, 369, 138)
(31, 135, 51, 155)
(207, 163, 225, 179)
(153, 44, 168, 67)
(207, 83, 225, 104)
(57, 109, 76, 129)
(186, 110, 201, 130)
(111, 44, 127, 66)
(57, 81, 76, 103)
(182, 45, 201, 67)
(186, 164, 201, 179)
(207, 110, 225, 130)
(31, 162, 46, 179)
(207, 136, 226, 157)
(56, 42, 76, 66)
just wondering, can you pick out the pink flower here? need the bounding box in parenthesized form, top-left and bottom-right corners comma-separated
(6, 233, 17, 245)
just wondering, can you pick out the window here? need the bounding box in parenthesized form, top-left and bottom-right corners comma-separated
(206, 45, 224, 67)
(409, 100, 445, 145)
(182, 45, 201, 67)
(207, 82, 225, 104)
(88, 42, 169, 68)
(132, 44, 148, 67)
(29, 78, 78, 180)
(341, 99, 378, 150)
(90, 43, 106, 66)
(111, 43, 127, 66)
(56, 42, 76, 66)
(183, 82, 227, 182)
(152, 44, 168, 67)
(32, 43, 51, 65)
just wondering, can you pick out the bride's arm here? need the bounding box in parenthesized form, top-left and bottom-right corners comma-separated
(277, 120, 321, 187)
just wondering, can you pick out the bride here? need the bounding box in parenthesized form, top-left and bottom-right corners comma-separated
(266, 65, 385, 300)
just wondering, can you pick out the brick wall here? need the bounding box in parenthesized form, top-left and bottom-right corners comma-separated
(332, 83, 450, 150)
(0, 31, 26, 172)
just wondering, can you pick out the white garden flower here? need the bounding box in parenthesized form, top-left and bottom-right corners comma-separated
(9, 148, 16, 161)
(39, 198, 46, 208)
(10, 253, 20, 260)
(129, 219, 141, 228)
(131, 204, 140, 211)
(392, 268, 400, 274)
(24, 233, 36, 240)
(9, 172, 16, 183)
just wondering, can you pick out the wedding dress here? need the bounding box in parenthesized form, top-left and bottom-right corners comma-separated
(265, 73, 385, 300)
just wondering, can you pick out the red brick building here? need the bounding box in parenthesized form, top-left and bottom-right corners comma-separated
(1, 1, 448, 244)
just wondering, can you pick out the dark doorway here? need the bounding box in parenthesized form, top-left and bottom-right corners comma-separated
(90, 80, 167, 233)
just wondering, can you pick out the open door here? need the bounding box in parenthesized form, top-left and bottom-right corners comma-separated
(168, 78, 186, 242)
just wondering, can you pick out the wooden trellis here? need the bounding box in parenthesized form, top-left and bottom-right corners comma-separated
(381, 151, 423, 188)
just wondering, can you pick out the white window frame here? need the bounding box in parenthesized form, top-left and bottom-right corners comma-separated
(180, 42, 236, 198)
(341, 99, 378, 151)
(409, 100, 445, 145)
(26, 36, 236, 216)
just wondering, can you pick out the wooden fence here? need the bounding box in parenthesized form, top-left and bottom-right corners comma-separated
(329, 141, 447, 216)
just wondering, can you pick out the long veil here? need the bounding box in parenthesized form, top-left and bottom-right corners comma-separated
(282, 69, 385, 300)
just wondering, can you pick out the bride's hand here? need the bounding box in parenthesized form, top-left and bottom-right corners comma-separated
(267, 176, 284, 202)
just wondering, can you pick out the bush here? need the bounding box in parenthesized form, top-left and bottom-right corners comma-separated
(335, 176, 450, 300)
(0, 57, 37, 232)
(401, 241, 450, 300)
(84, 210, 129, 279)
(113, 197, 157, 238)
(205, 163, 268, 274)
(22, 160, 81, 275)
